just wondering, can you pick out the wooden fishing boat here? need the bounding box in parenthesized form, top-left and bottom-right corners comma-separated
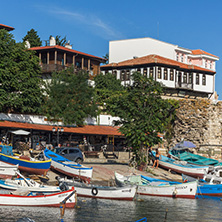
(43, 148, 93, 183)
(115, 172, 197, 199)
(0, 161, 18, 179)
(0, 171, 61, 193)
(0, 187, 76, 208)
(0, 145, 51, 175)
(57, 177, 137, 201)
(168, 142, 222, 166)
(156, 154, 209, 178)
(182, 173, 222, 196)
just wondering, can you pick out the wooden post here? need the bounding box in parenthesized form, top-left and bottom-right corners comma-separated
(47, 52, 49, 64)
(82, 57, 84, 69)
(55, 51, 57, 64)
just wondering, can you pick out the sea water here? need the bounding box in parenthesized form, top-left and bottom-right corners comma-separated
(1, 196, 222, 222)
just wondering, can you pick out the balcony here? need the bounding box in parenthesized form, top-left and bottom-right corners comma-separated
(40, 64, 68, 73)
(175, 82, 193, 90)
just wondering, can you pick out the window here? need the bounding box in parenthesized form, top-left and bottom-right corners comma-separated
(188, 73, 193, 84)
(137, 68, 141, 73)
(149, 67, 154, 78)
(157, 67, 162, 79)
(181, 55, 183, 63)
(170, 69, 174, 81)
(143, 68, 147, 77)
(120, 70, 125, 81)
(196, 73, 199, 85)
(210, 62, 212, 69)
(126, 70, 130, 80)
(205, 60, 208, 68)
(164, 68, 168, 80)
(183, 72, 187, 83)
(202, 74, 206, 85)
(176, 54, 179, 61)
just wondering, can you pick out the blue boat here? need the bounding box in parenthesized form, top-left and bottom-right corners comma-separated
(169, 141, 222, 166)
(182, 174, 222, 196)
(153, 152, 209, 178)
(0, 145, 51, 175)
(43, 148, 93, 183)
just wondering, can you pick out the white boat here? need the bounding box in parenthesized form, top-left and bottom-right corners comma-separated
(157, 154, 209, 178)
(115, 172, 198, 199)
(0, 171, 61, 193)
(0, 188, 76, 208)
(44, 148, 93, 183)
(57, 178, 137, 201)
(0, 161, 18, 179)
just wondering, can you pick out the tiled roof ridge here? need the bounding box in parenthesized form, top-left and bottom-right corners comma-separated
(102, 54, 215, 73)
(30, 45, 106, 61)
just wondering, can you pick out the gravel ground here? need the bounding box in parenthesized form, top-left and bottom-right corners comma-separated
(47, 162, 183, 186)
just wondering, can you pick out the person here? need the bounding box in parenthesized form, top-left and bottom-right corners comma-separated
(152, 148, 161, 169)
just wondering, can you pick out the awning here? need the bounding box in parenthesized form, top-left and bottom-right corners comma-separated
(10, 129, 31, 135)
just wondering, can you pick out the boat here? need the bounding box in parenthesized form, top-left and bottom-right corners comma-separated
(182, 174, 222, 196)
(168, 141, 222, 166)
(0, 160, 18, 179)
(114, 172, 197, 199)
(0, 187, 76, 208)
(56, 177, 137, 201)
(154, 153, 209, 179)
(0, 145, 51, 175)
(43, 148, 93, 183)
(0, 171, 61, 193)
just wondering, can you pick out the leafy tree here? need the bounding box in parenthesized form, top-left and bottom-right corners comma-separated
(0, 29, 44, 113)
(94, 72, 125, 107)
(22, 29, 42, 47)
(42, 68, 97, 125)
(102, 53, 109, 64)
(105, 71, 178, 164)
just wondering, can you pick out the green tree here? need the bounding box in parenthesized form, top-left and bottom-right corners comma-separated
(94, 72, 125, 107)
(105, 71, 178, 163)
(42, 68, 97, 125)
(102, 53, 109, 64)
(0, 29, 44, 113)
(22, 29, 42, 47)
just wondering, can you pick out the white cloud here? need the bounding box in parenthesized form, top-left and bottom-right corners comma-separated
(45, 7, 124, 40)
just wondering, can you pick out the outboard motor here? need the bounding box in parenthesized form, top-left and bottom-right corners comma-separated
(59, 181, 69, 191)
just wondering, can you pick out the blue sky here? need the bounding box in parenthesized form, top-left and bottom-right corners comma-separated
(1, 0, 222, 98)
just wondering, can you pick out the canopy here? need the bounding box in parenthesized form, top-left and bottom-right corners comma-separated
(172, 141, 196, 150)
(10, 129, 30, 135)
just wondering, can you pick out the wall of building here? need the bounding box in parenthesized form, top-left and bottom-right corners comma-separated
(109, 38, 176, 63)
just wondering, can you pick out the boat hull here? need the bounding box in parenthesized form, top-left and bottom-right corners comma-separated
(0, 161, 18, 179)
(44, 149, 93, 183)
(158, 155, 208, 179)
(0, 188, 76, 208)
(0, 153, 51, 175)
(137, 181, 197, 199)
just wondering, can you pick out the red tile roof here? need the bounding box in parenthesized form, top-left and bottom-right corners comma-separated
(30, 45, 106, 62)
(101, 54, 215, 73)
(0, 24, 14, 31)
(192, 49, 219, 59)
(0, 121, 122, 136)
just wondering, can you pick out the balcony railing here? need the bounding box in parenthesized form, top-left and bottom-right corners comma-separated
(41, 64, 68, 73)
(175, 82, 193, 90)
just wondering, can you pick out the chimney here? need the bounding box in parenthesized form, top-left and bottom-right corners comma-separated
(49, 36, 56, 46)
(65, 40, 72, 49)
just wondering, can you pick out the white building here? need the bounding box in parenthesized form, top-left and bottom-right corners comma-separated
(102, 37, 219, 99)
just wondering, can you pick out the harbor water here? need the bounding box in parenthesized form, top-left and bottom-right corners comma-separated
(1, 195, 222, 222)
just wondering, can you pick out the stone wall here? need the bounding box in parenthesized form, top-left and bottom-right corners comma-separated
(164, 98, 222, 160)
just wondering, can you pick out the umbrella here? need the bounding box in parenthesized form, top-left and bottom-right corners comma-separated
(173, 141, 196, 150)
(10, 130, 30, 135)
